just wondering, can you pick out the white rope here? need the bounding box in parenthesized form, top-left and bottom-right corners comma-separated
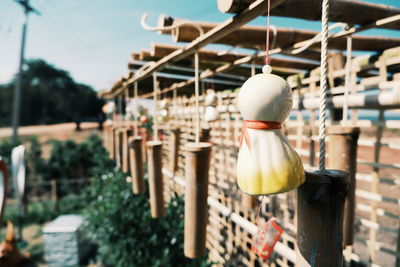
(194, 52, 200, 144)
(319, 0, 330, 171)
(134, 82, 139, 136)
(342, 28, 352, 126)
(153, 73, 159, 141)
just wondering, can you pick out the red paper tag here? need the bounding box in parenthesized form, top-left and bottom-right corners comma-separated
(251, 218, 283, 260)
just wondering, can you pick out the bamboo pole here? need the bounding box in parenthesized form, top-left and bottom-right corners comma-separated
(183, 142, 212, 258)
(109, 126, 116, 160)
(121, 128, 130, 173)
(217, 0, 400, 30)
(297, 170, 348, 267)
(157, 16, 400, 51)
(147, 141, 164, 218)
(129, 136, 145, 194)
(151, 43, 319, 70)
(200, 128, 211, 143)
(327, 126, 360, 247)
(241, 192, 257, 210)
(169, 128, 181, 173)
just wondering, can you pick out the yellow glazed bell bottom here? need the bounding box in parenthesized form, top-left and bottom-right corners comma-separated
(237, 129, 305, 195)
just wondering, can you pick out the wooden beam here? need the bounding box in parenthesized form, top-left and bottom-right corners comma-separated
(151, 43, 319, 70)
(217, 0, 400, 30)
(108, 0, 284, 98)
(158, 16, 400, 51)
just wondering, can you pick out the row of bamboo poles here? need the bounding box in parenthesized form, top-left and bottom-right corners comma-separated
(102, 116, 363, 265)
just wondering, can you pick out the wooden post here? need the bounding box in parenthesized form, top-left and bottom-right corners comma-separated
(121, 128, 129, 173)
(200, 128, 211, 143)
(109, 126, 116, 160)
(169, 128, 181, 173)
(308, 127, 316, 167)
(147, 141, 164, 218)
(129, 136, 145, 194)
(114, 128, 121, 166)
(183, 142, 212, 258)
(297, 170, 348, 267)
(327, 126, 360, 247)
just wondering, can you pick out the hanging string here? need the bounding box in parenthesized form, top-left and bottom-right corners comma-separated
(319, 0, 330, 171)
(342, 30, 352, 126)
(194, 52, 200, 144)
(153, 72, 159, 141)
(255, 196, 265, 226)
(265, 0, 271, 65)
(134, 82, 139, 136)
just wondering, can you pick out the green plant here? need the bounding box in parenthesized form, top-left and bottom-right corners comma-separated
(45, 134, 113, 181)
(0, 138, 20, 166)
(3, 193, 91, 226)
(85, 170, 210, 267)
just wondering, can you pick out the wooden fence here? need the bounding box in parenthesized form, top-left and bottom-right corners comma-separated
(105, 45, 400, 267)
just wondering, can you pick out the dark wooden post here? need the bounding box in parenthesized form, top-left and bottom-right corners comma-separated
(129, 136, 145, 194)
(200, 128, 211, 143)
(147, 141, 164, 218)
(297, 170, 348, 267)
(183, 142, 212, 258)
(169, 128, 181, 173)
(328, 126, 360, 247)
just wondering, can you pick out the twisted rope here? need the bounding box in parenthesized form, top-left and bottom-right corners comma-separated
(319, 0, 330, 171)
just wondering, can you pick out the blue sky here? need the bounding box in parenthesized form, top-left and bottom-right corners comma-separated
(0, 0, 399, 91)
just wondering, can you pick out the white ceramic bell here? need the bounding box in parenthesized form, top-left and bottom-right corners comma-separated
(204, 89, 218, 106)
(236, 65, 305, 195)
(204, 106, 219, 122)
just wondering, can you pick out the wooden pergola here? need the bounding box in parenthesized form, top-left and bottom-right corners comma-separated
(100, 1, 400, 266)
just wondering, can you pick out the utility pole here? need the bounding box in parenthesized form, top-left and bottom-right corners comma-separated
(11, 0, 40, 144)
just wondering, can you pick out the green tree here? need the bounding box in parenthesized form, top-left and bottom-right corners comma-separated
(0, 59, 104, 126)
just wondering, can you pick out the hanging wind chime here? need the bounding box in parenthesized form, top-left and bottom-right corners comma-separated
(236, 0, 304, 259)
(147, 73, 165, 218)
(128, 82, 146, 194)
(183, 52, 212, 259)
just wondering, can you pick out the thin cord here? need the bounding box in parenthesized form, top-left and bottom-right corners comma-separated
(153, 73, 159, 141)
(134, 82, 139, 136)
(342, 32, 352, 125)
(255, 196, 265, 226)
(194, 52, 200, 144)
(265, 0, 271, 65)
(319, 0, 330, 171)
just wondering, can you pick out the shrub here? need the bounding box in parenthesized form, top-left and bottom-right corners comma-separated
(85, 170, 210, 267)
